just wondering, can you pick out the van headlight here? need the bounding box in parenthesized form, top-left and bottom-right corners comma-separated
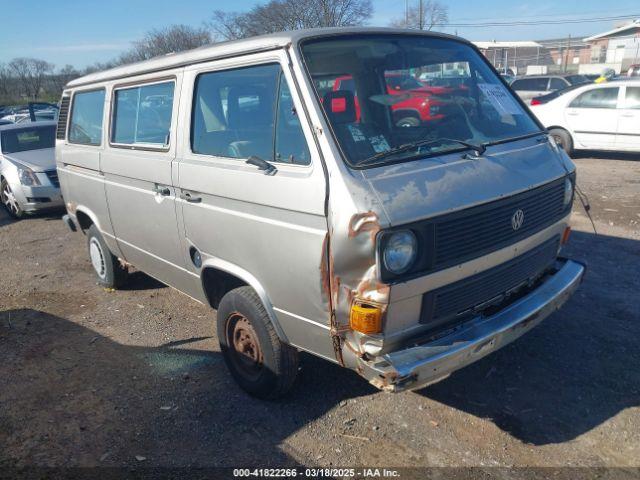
(382, 230, 417, 275)
(18, 167, 40, 186)
(563, 177, 573, 208)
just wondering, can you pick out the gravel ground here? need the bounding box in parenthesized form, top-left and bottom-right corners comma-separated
(0, 153, 638, 471)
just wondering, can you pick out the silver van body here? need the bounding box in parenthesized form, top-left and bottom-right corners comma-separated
(57, 28, 585, 394)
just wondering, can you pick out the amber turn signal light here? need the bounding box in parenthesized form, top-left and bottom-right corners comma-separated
(561, 226, 571, 245)
(350, 302, 382, 334)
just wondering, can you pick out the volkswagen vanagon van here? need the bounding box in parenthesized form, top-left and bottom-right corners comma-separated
(57, 28, 585, 399)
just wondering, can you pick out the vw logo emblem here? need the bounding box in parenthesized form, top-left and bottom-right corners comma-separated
(511, 209, 525, 231)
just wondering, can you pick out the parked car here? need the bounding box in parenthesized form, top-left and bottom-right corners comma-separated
(510, 74, 590, 101)
(529, 83, 585, 106)
(530, 80, 640, 154)
(0, 121, 63, 218)
(330, 72, 447, 127)
(57, 28, 584, 399)
(628, 65, 640, 77)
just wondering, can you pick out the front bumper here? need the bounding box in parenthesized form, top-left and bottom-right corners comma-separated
(361, 258, 585, 392)
(13, 183, 63, 213)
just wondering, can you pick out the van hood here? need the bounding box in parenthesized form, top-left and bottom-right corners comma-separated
(361, 138, 568, 227)
(2, 148, 56, 172)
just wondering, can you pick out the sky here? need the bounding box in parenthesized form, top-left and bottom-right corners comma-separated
(1, 0, 639, 69)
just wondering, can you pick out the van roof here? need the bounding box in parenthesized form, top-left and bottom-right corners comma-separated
(66, 27, 464, 89)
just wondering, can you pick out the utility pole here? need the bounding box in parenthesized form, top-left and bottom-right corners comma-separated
(419, 0, 424, 30)
(404, 0, 408, 26)
(564, 35, 571, 72)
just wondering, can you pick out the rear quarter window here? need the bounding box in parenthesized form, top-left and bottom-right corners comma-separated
(69, 89, 105, 146)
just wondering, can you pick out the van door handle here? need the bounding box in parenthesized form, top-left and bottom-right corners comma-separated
(154, 184, 171, 196)
(620, 112, 635, 117)
(180, 191, 202, 203)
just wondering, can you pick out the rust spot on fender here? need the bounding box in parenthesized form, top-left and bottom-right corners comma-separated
(320, 233, 331, 304)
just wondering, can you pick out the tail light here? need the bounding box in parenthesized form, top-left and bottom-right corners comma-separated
(530, 98, 542, 106)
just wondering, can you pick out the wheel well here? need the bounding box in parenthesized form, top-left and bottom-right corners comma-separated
(202, 267, 248, 309)
(75, 210, 93, 232)
(547, 126, 569, 135)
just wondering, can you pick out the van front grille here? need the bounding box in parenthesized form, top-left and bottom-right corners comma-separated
(379, 176, 571, 282)
(56, 96, 70, 140)
(432, 178, 566, 269)
(420, 236, 560, 330)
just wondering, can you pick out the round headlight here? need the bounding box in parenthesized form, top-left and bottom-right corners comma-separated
(383, 230, 417, 275)
(563, 177, 573, 207)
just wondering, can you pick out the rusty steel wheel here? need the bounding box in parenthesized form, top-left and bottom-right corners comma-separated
(226, 313, 264, 381)
(217, 286, 299, 399)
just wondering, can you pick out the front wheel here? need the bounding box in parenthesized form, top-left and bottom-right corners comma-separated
(549, 128, 573, 155)
(1, 178, 24, 219)
(86, 224, 128, 288)
(217, 286, 299, 399)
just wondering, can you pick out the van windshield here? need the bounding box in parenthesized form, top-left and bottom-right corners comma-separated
(301, 35, 542, 167)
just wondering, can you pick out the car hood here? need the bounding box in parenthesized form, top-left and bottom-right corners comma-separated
(2, 148, 56, 172)
(360, 137, 569, 226)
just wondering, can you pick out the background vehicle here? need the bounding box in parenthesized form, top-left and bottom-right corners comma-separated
(628, 65, 640, 77)
(530, 80, 640, 154)
(0, 103, 59, 124)
(529, 83, 584, 106)
(0, 121, 62, 218)
(511, 74, 590, 101)
(330, 73, 446, 127)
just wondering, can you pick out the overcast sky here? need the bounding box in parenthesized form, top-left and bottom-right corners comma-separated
(1, 0, 638, 68)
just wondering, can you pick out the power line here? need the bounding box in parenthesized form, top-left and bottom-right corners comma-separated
(448, 7, 639, 23)
(434, 14, 640, 28)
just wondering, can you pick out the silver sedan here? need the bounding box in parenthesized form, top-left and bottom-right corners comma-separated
(0, 121, 63, 219)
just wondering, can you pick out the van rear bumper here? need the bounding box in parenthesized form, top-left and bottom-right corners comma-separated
(361, 258, 585, 392)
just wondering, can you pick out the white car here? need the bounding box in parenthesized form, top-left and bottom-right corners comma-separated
(0, 121, 63, 218)
(530, 80, 640, 154)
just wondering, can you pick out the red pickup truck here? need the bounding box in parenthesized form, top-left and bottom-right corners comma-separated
(332, 73, 448, 127)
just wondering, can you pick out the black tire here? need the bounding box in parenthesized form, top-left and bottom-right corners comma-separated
(86, 224, 128, 288)
(396, 116, 421, 128)
(217, 286, 299, 399)
(549, 128, 573, 155)
(1, 177, 24, 219)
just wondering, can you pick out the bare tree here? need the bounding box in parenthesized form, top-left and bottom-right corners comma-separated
(8, 58, 54, 100)
(118, 24, 212, 64)
(390, 0, 448, 31)
(50, 64, 80, 92)
(210, 0, 373, 41)
(0, 63, 10, 98)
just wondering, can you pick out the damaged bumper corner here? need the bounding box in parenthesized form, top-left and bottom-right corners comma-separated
(360, 258, 586, 393)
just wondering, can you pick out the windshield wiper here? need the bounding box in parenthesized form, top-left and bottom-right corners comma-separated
(360, 138, 486, 166)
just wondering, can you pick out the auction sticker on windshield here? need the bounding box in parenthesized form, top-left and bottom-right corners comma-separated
(478, 83, 522, 116)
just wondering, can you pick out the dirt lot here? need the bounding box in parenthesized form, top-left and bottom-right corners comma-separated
(1, 154, 639, 471)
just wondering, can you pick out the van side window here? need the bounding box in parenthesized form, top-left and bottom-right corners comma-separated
(275, 76, 310, 165)
(193, 63, 299, 163)
(69, 89, 105, 146)
(112, 81, 174, 146)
